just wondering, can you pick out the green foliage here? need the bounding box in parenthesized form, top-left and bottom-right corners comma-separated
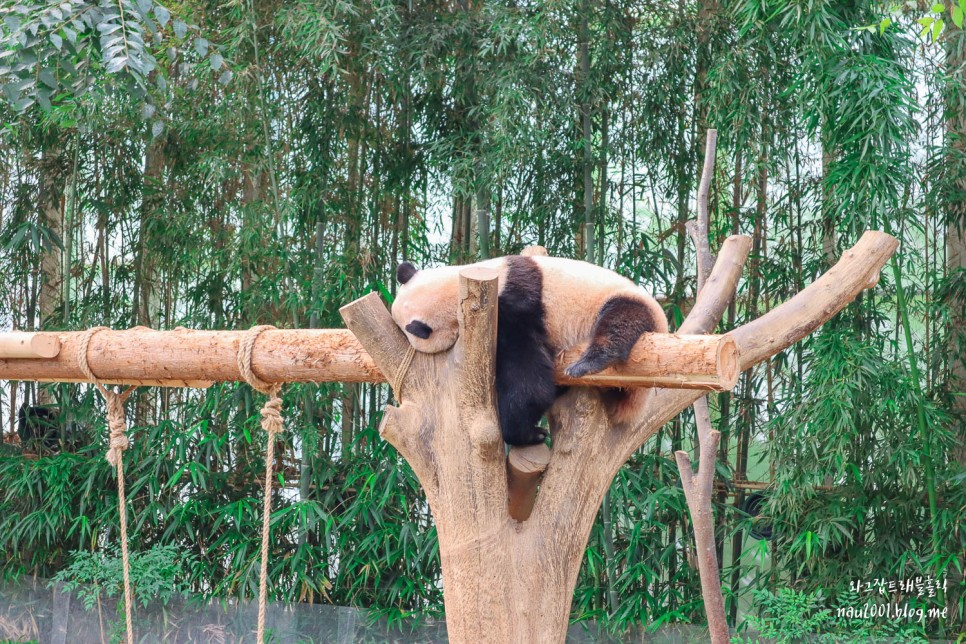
(732, 588, 930, 643)
(51, 544, 194, 611)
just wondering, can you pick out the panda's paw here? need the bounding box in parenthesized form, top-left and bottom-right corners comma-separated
(565, 358, 603, 378)
(522, 428, 548, 446)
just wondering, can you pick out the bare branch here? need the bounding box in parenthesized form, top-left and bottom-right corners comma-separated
(692, 128, 718, 288)
(679, 235, 751, 335)
(679, 127, 729, 644)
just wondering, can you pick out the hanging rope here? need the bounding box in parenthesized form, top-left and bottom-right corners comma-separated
(77, 326, 136, 644)
(392, 345, 417, 401)
(237, 325, 284, 644)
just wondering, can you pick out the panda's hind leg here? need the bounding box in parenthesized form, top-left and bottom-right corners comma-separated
(497, 349, 555, 445)
(565, 296, 658, 378)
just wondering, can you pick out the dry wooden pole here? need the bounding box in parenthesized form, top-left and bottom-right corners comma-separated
(341, 230, 894, 643)
(0, 328, 739, 391)
(0, 332, 61, 359)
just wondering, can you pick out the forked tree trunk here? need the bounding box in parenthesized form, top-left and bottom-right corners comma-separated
(341, 232, 896, 642)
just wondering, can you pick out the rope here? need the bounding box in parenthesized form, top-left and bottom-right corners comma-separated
(392, 345, 417, 401)
(237, 325, 284, 644)
(77, 327, 136, 644)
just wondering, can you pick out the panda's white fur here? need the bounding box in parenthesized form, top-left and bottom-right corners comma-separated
(392, 255, 667, 445)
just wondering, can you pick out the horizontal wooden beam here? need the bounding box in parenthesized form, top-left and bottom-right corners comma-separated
(557, 333, 738, 391)
(0, 326, 739, 391)
(0, 332, 61, 359)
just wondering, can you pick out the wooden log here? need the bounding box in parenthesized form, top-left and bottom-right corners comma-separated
(0, 329, 382, 386)
(506, 444, 552, 521)
(32, 377, 213, 389)
(0, 327, 740, 391)
(556, 333, 738, 391)
(0, 332, 61, 359)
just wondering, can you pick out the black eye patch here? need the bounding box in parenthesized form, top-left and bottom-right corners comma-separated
(405, 320, 433, 339)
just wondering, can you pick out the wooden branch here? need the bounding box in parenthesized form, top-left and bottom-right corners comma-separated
(340, 293, 437, 489)
(679, 234, 751, 335)
(730, 230, 898, 370)
(556, 333, 739, 391)
(624, 231, 898, 459)
(0, 328, 382, 386)
(0, 332, 61, 359)
(0, 328, 743, 391)
(33, 377, 212, 388)
(506, 444, 551, 521)
(674, 431, 719, 508)
(690, 128, 718, 287)
(339, 292, 410, 384)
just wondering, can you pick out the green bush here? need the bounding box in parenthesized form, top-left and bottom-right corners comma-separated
(51, 544, 196, 611)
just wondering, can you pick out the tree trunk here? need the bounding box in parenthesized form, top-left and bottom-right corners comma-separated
(37, 133, 67, 329)
(36, 131, 68, 405)
(945, 15, 966, 470)
(580, 3, 594, 263)
(136, 137, 166, 328)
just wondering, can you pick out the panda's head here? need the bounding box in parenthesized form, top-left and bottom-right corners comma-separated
(391, 261, 461, 354)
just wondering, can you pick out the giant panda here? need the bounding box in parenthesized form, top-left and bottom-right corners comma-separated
(391, 255, 668, 446)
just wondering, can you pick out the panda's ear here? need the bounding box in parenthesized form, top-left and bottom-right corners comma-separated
(396, 262, 418, 285)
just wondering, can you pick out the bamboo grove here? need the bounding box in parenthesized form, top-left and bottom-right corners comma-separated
(0, 0, 963, 638)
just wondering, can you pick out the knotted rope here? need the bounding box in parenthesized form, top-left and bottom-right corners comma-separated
(236, 325, 284, 644)
(392, 345, 417, 401)
(77, 327, 136, 644)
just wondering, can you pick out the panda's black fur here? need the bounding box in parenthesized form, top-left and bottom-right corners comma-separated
(392, 255, 665, 446)
(494, 257, 558, 445)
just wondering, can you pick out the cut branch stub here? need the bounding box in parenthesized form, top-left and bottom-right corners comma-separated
(455, 267, 500, 425)
(506, 444, 552, 521)
(0, 332, 61, 359)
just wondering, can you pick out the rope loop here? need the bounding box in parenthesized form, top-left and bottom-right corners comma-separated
(392, 345, 417, 401)
(236, 325, 285, 644)
(237, 325, 280, 397)
(76, 325, 136, 644)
